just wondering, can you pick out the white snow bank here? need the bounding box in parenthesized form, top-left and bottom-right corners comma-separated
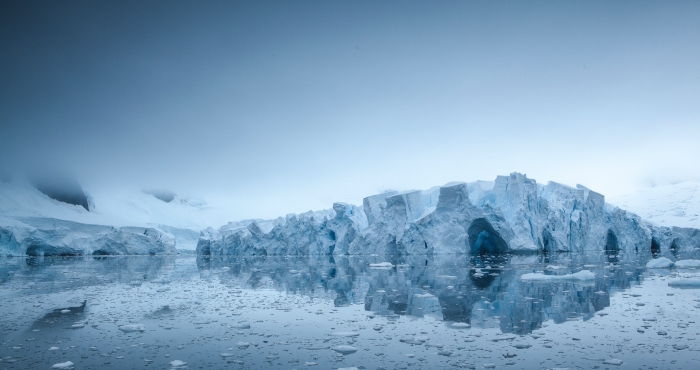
(646, 257, 674, 269)
(521, 270, 595, 281)
(673, 259, 700, 268)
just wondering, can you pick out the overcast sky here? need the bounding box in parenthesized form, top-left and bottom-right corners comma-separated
(1, 1, 699, 220)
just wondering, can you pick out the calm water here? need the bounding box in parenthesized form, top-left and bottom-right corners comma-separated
(1, 253, 699, 369)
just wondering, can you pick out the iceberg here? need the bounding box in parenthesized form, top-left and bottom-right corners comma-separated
(196, 173, 700, 260)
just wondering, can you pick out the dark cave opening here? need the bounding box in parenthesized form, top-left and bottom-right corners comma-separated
(467, 218, 508, 255)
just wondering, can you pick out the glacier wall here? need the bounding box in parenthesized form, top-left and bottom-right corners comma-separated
(197, 173, 700, 260)
(0, 217, 178, 256)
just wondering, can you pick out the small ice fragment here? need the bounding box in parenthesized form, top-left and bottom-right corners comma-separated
(602, 358, 623, 365)
(521, 270, 595, 281)
(236, 341, 250, 348)
(451, 322, 470, 329)
(513, 343, 531, 349)
(52, 361, 74, 369)
(169, 359, 187, 367)
(331, 345, 358, 355)
(330, 331, 360, 337)
(60, 309, 70, 314)
(49, 347, 59, 351)
(232, 322, 250, 329)
(369, 262, 393, 268)
(118, 324, 145, 332)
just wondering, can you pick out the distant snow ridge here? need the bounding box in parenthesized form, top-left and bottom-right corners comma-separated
(198, 173, 700, 259)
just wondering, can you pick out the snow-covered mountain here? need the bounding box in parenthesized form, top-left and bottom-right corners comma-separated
(609, 180, 700, 229)
(198, 173, 700, 261)
(0, 179, 232, 255)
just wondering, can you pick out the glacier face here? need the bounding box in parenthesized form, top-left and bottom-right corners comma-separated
(0, 217, 177, 256)
(198, 173, 700, 260)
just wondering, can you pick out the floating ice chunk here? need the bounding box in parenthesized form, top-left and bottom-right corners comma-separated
(60, 309, 70, 314)
(52, 361, 74, 369)
(669, 279, 700, 288)
(674, 259, 700, 268)
(513, 343, 532, 349)
(303, 346, 329, 350)
(491, 334, 517, 342)
(169, 360, 187, 367)
(219, 353, 234, 358)
(337, 368, 359, 370)
(450, 322, 470, 329)
(400, 337, 427, 345)
(232, 322, 250, 329)
(118, 324, 145, 332)
(331, 345, 358, 355)
(646, 257, 673, 269)
(602, 358, 623, 365)
(545, 265, 565, 270)
(330, 331, 360, 337)
(521, 270, 595, 281)
(236, 341, 250, 348)
(369, 262, 393, 268)
(49, 346, 59, 351)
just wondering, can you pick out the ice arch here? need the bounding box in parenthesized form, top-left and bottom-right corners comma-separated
(650, 238, 661, 256)
(467, 218, 509, 255)
(605, 230, 619, 263)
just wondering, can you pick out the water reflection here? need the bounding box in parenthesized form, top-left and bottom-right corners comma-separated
(197, 252, 646, 335)
(0, 252, 649, 336)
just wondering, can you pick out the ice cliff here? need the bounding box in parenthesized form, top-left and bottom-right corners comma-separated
(198, 173, 700, 260)
(0, 217, 177, 256)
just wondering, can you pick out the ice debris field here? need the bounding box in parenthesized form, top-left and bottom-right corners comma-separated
(1, 254, 700, 369)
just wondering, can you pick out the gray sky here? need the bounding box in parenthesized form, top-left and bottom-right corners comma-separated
(2, 1, 699, 220)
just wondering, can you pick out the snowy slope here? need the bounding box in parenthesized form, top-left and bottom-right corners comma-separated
(0, 180, 234, 249)
(608, 180, 700, 229)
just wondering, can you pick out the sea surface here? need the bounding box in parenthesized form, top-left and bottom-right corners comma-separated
(1, 253, 699, 369)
